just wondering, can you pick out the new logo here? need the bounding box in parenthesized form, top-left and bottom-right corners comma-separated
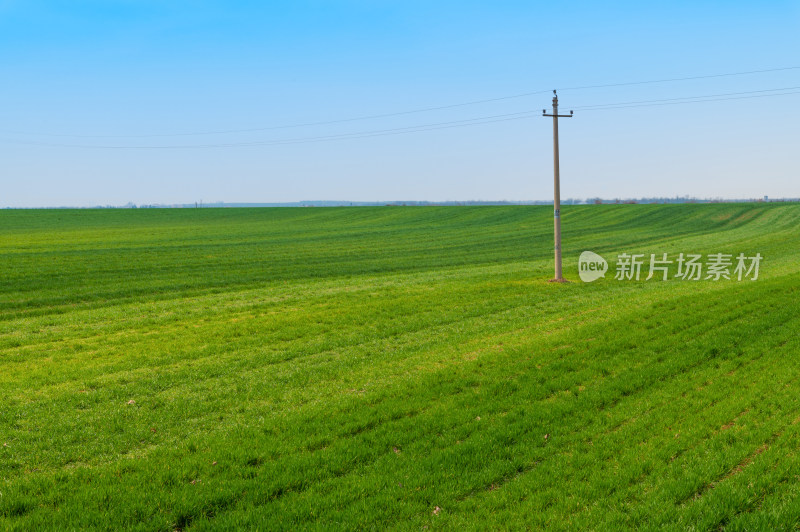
(579, 251, 608, 282)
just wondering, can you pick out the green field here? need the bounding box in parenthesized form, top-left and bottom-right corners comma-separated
(2, 204, 800, 530)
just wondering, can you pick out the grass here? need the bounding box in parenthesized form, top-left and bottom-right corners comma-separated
(1, 203, 800, 530)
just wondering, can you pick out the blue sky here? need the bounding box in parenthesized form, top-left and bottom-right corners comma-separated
(1, 1, 798, 207)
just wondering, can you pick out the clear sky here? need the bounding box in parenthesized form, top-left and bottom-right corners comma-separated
(1, 1, 798, 207)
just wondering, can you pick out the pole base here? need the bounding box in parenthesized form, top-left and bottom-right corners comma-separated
(548, 278, 570, 283)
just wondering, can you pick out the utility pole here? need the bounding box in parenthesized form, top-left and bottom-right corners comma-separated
(542, 90, 573, 282)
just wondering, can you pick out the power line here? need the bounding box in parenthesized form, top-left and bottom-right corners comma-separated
(559, 66, 800, 91)
(1, 91, 552, 139)
(581, 90, 800, 111)
(2, 85, 799, 150)
(4, 65, 799, 139)
(0, 111, 545, 149)
(574, 85, 800, 110)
